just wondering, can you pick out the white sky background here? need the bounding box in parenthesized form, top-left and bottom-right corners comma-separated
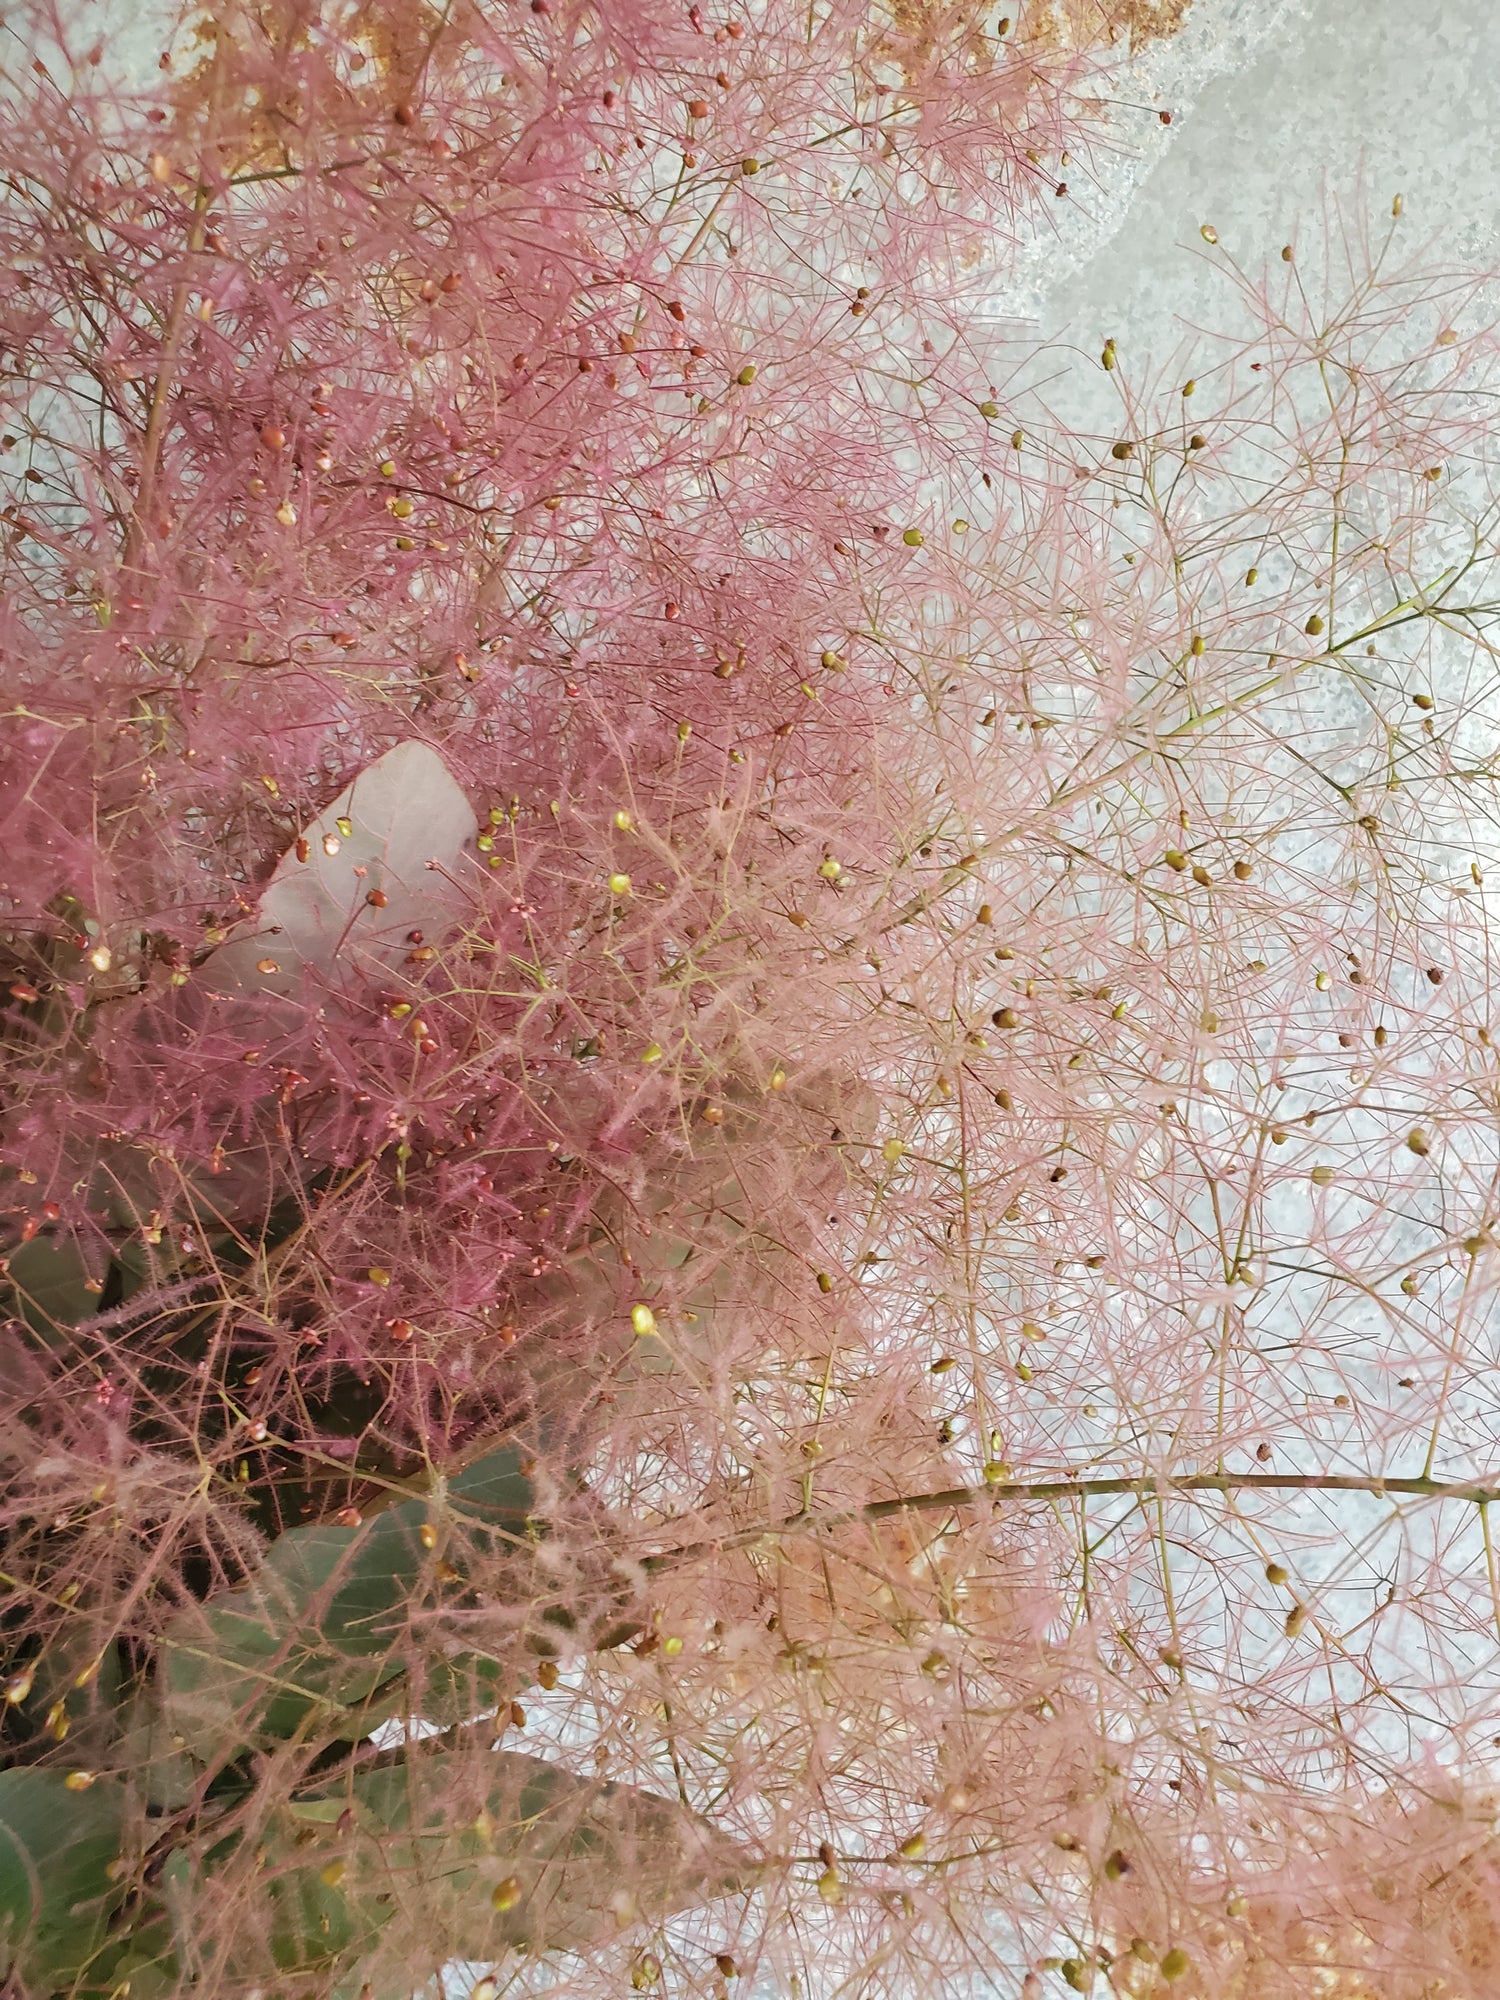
(999, 0, 1500, 344)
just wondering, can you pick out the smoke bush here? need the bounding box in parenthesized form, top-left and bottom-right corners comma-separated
(5, 2, 1500, 1996)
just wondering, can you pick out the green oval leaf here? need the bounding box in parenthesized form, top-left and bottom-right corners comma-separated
(0, 1770, 128, 1988)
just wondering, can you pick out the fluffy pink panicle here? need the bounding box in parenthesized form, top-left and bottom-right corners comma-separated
(7, 2, 1500, 1997)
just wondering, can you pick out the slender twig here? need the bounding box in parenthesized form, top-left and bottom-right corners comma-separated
(125, 188, 217, 570)
(642, 1470, 1500, 1570)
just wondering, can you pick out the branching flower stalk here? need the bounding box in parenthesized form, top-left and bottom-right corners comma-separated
(5, 3, 1500, 1999)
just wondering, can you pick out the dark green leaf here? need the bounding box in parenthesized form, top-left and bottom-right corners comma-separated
(0, 1770, 128, 1988)
(160, 1447, 535, 1762)
(170, 1745, 751, 1987)
(2, 1235, 105, 1340)
(107, 1695, 202, 1809)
